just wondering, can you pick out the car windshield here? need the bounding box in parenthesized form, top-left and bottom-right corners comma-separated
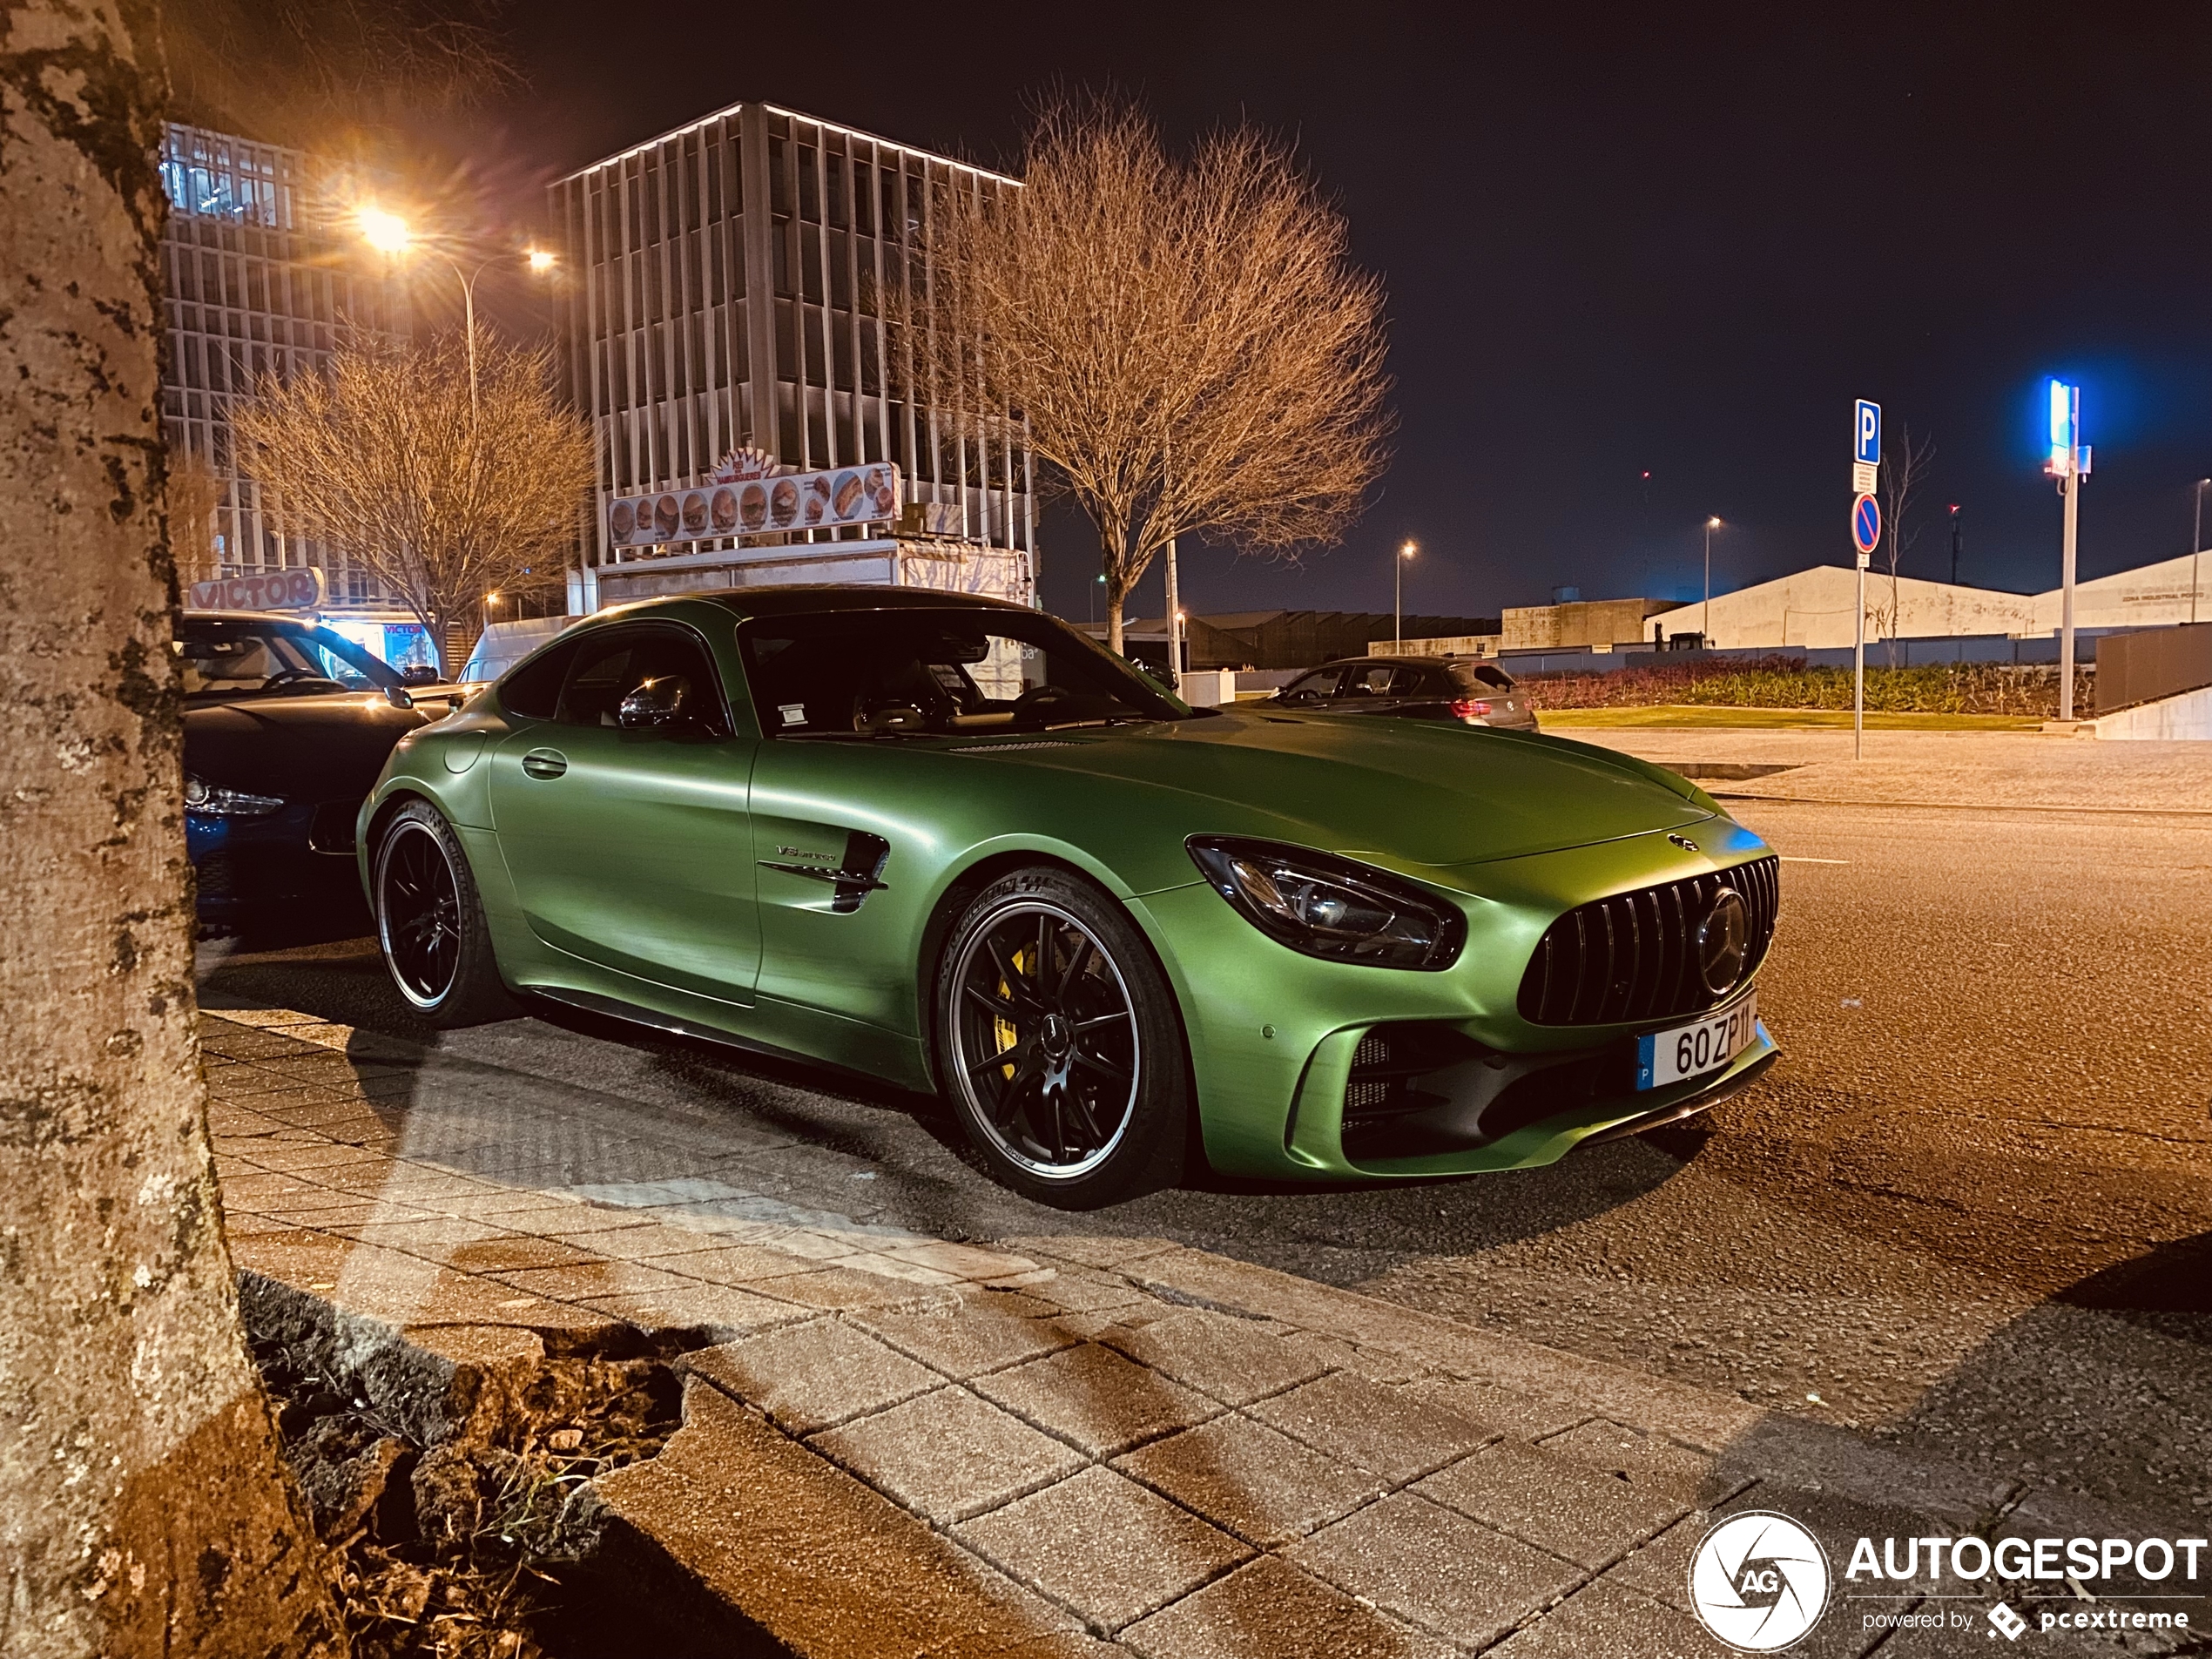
(738, 606, 1192, 738)
(176, 619, 404, 698)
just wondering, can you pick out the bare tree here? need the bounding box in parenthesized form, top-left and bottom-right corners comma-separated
(1876, 422, 1934, 665)
(167, 448, 225, 590)
(0, 4, 344, 1654)
(233, 330, 594, 675)
(907, 98, 1393, 652)
(163, 0, 517, 148)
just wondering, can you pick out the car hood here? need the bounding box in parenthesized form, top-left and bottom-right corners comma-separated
(974, 707, 1713, 868)
(185, 693, 435, 800)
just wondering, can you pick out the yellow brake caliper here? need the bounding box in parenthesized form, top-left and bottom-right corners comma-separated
(995, 947, 1028, 1080)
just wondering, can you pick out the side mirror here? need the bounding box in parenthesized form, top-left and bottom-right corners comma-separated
(863, 703, 927, 736)
(617, 674, 691, 730)
(384, 685, 415, 711)
(401, 664, 441, 686)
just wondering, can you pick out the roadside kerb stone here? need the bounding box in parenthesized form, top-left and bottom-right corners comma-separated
(1286, 1488, 1585, 1649)
(958, 1467, 1251, 1634)
(974, 1341, 1220, 1459)
(205, 1004, 2181, 1657)
(812, 1386, 1087, 1523)
(1413, 1438, 1688, 1568)
(688, 1318, 943, 1434)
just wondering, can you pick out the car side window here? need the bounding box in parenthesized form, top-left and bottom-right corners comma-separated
(499, 637, 583, 721)
(1345, 665, 1396, 697)
(554, 625, 729, 734)
(1280, 668, 1344, 702)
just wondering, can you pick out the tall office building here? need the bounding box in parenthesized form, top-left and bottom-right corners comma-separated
(547, 103, 1036, 604)
(158, 122, 422, 655)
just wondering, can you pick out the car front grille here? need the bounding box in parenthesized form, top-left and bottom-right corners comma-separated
(1517, 855, 1779, 1027)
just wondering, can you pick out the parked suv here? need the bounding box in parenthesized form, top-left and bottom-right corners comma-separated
(1269, 655, 1538, 730)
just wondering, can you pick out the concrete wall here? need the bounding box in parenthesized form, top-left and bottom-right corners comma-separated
(2027, 552, 2212, 633)
(2095, 682, 2212, 740)
(1651, 566, 2039, 651)
(1501, 597, 1672, 651)
(1373, 633, 1503, 658)
(590, 537, 1034, 610)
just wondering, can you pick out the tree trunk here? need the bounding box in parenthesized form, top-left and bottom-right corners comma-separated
(1103, 529, 1129, 655)
(0, 10, 346, 1657)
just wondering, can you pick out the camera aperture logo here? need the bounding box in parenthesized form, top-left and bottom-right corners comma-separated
(1689, 1511, 1832, 1651)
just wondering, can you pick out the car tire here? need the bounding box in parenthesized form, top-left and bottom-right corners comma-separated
(372, 799, 518, 1027)
(934, 865, 1190, 1209)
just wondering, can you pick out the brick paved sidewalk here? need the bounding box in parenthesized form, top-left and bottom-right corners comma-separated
(203, 1008, 2182, 1659)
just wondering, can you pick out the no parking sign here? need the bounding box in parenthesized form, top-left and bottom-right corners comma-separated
(1851, 493, 1881, 565)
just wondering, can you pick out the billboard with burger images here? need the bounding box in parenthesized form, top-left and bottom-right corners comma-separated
(608, 459, 901, 550)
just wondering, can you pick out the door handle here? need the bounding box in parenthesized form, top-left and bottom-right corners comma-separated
(521, 748, 568, 780)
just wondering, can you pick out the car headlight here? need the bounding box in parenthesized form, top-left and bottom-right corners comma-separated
(183, 773, 283, 817)
(1186, 836, 1466, 970)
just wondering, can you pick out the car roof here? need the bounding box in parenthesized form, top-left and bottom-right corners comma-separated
(680, 584, 1036, 620)
(180, 610, 327, 626)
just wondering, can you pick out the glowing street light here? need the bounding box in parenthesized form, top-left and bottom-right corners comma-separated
(359, 213, 557, 423)
(2046, 381, 2091, 721)
(359, 205, 412, 254)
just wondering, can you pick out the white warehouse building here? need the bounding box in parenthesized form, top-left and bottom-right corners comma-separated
(1652, 551, 2212, 651)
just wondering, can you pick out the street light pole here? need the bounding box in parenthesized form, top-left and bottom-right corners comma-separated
(1949, 504, 1962, 587)
(1702, 516, 1722, 644)
(2050, 382, 2087, 724)
(2193, 479, 2207, 626)
(1396, 541, 1416, 648)
(1163, 533, 1182, 697)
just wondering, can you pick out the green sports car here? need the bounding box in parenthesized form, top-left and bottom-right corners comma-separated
(360, 587, 1778, 1207)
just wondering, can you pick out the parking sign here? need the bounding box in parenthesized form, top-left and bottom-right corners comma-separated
(1855, 400, 1882, 467)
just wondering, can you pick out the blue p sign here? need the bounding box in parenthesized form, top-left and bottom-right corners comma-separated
(1855, 400, 1882, 466)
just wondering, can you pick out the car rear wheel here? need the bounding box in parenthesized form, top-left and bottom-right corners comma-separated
(373, 800, 516, 1026)
(934, 866, 1189, 1209)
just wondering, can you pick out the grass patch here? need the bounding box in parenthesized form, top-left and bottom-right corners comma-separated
(1538, 705, 2047, 731)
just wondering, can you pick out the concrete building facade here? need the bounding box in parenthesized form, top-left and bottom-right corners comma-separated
(158, 122, 414, 635)
(548, 103, 1035, 608)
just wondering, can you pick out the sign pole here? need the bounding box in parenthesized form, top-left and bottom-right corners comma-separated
(1854, 560, 1865, 759)
(1851, 400, 1882, 762)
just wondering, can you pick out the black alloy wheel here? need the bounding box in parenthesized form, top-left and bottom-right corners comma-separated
(379, 819, 461, 1005)
(372, 800, 516, 1026)
(938, 867, 1189, 1207)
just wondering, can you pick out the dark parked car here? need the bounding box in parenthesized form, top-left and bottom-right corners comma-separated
(180, 611, 458, 936)
(1270, 655, 1539, 730)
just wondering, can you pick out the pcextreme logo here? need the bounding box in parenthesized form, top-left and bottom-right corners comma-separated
(1689, 1512, 1831, 1650)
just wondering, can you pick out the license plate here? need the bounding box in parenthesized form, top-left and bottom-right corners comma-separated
(1636, 992, 1759, 1090)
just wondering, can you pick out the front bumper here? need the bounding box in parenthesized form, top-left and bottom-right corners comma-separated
(187, 800, 368, 932)
(1129, 819, 1781, 1181)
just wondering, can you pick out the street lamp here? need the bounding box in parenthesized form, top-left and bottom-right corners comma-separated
(2193, 479, 2208, 625)
(1395, 541, 1416, 649)
(1702, 517, 1722, 644)
(359, 210, 554, 423)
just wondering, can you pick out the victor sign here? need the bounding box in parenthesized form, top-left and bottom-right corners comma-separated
(186, 569, 325, 613)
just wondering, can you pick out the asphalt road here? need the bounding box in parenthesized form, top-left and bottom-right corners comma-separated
(199, 791, 2212, 1526)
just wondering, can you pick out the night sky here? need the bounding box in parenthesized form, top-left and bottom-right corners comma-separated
(436, 1, 2212, 626)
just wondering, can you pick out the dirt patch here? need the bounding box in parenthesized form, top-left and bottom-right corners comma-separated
(251, 1325, 681, 1657)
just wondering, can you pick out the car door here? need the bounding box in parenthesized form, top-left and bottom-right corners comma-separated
(485, 620, 761, 1003)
